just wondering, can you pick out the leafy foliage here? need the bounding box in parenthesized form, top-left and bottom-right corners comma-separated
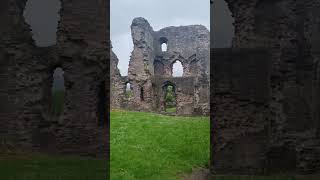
(165, 85, 175, 108)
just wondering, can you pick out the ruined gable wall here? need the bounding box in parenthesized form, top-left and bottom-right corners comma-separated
(154, 25, 210, 115)
(154, 25, 210, 77)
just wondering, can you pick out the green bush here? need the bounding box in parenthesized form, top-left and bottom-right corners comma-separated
(165, 85, 175, 104)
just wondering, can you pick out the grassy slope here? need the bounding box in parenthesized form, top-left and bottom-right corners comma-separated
(110, 110, 210, 180)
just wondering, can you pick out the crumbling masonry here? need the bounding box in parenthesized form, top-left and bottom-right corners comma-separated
(0, 0, 109, 158)
(211, 0, 320, 175)
(111, 17, 210, 116)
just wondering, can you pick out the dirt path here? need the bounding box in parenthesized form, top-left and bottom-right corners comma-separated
(181, 168, 211, 180)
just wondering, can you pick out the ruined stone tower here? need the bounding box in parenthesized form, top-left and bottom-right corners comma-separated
(111, 17, 210, 116)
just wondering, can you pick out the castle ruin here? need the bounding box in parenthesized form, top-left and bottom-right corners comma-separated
(111, 17, 210, 116)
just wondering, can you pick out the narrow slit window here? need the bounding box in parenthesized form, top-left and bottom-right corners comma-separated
(161, 43, 167, 52)
(51, 67, 65, 116)
(125, 83, 133, 98)
(140, 87, 144, 101)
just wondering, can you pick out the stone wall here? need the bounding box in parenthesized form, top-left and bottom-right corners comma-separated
(211, 0, 320, 174)
(0, 0, 109, 158)
(211, 49, 272, 174)
(110, 47, 125, 109)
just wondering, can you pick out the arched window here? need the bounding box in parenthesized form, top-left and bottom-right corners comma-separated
(23, 0, 61, 47)
(172, 60, 183, 77)
(51, 67, 64, 116)
(159, 37, 168, 52)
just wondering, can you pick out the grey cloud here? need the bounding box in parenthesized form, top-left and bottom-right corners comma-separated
(111, 0, 210, 75)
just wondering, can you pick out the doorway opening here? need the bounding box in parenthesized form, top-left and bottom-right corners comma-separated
(164, 84, 176, 113)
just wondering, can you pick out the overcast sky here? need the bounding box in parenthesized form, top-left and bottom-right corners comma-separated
(111, 0, 210, 76)
(211, 0, 234, 48)
(24, 0, 61, 47)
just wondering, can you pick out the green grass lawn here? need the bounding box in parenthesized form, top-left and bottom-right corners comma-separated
(166, 107, 177, 113)
(110, 110, 210, 180)
(0, 110, 209, 180)
(0, 153, 107, 180)
(1, 109, 318, 180)
(210, 176, 320, 180)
